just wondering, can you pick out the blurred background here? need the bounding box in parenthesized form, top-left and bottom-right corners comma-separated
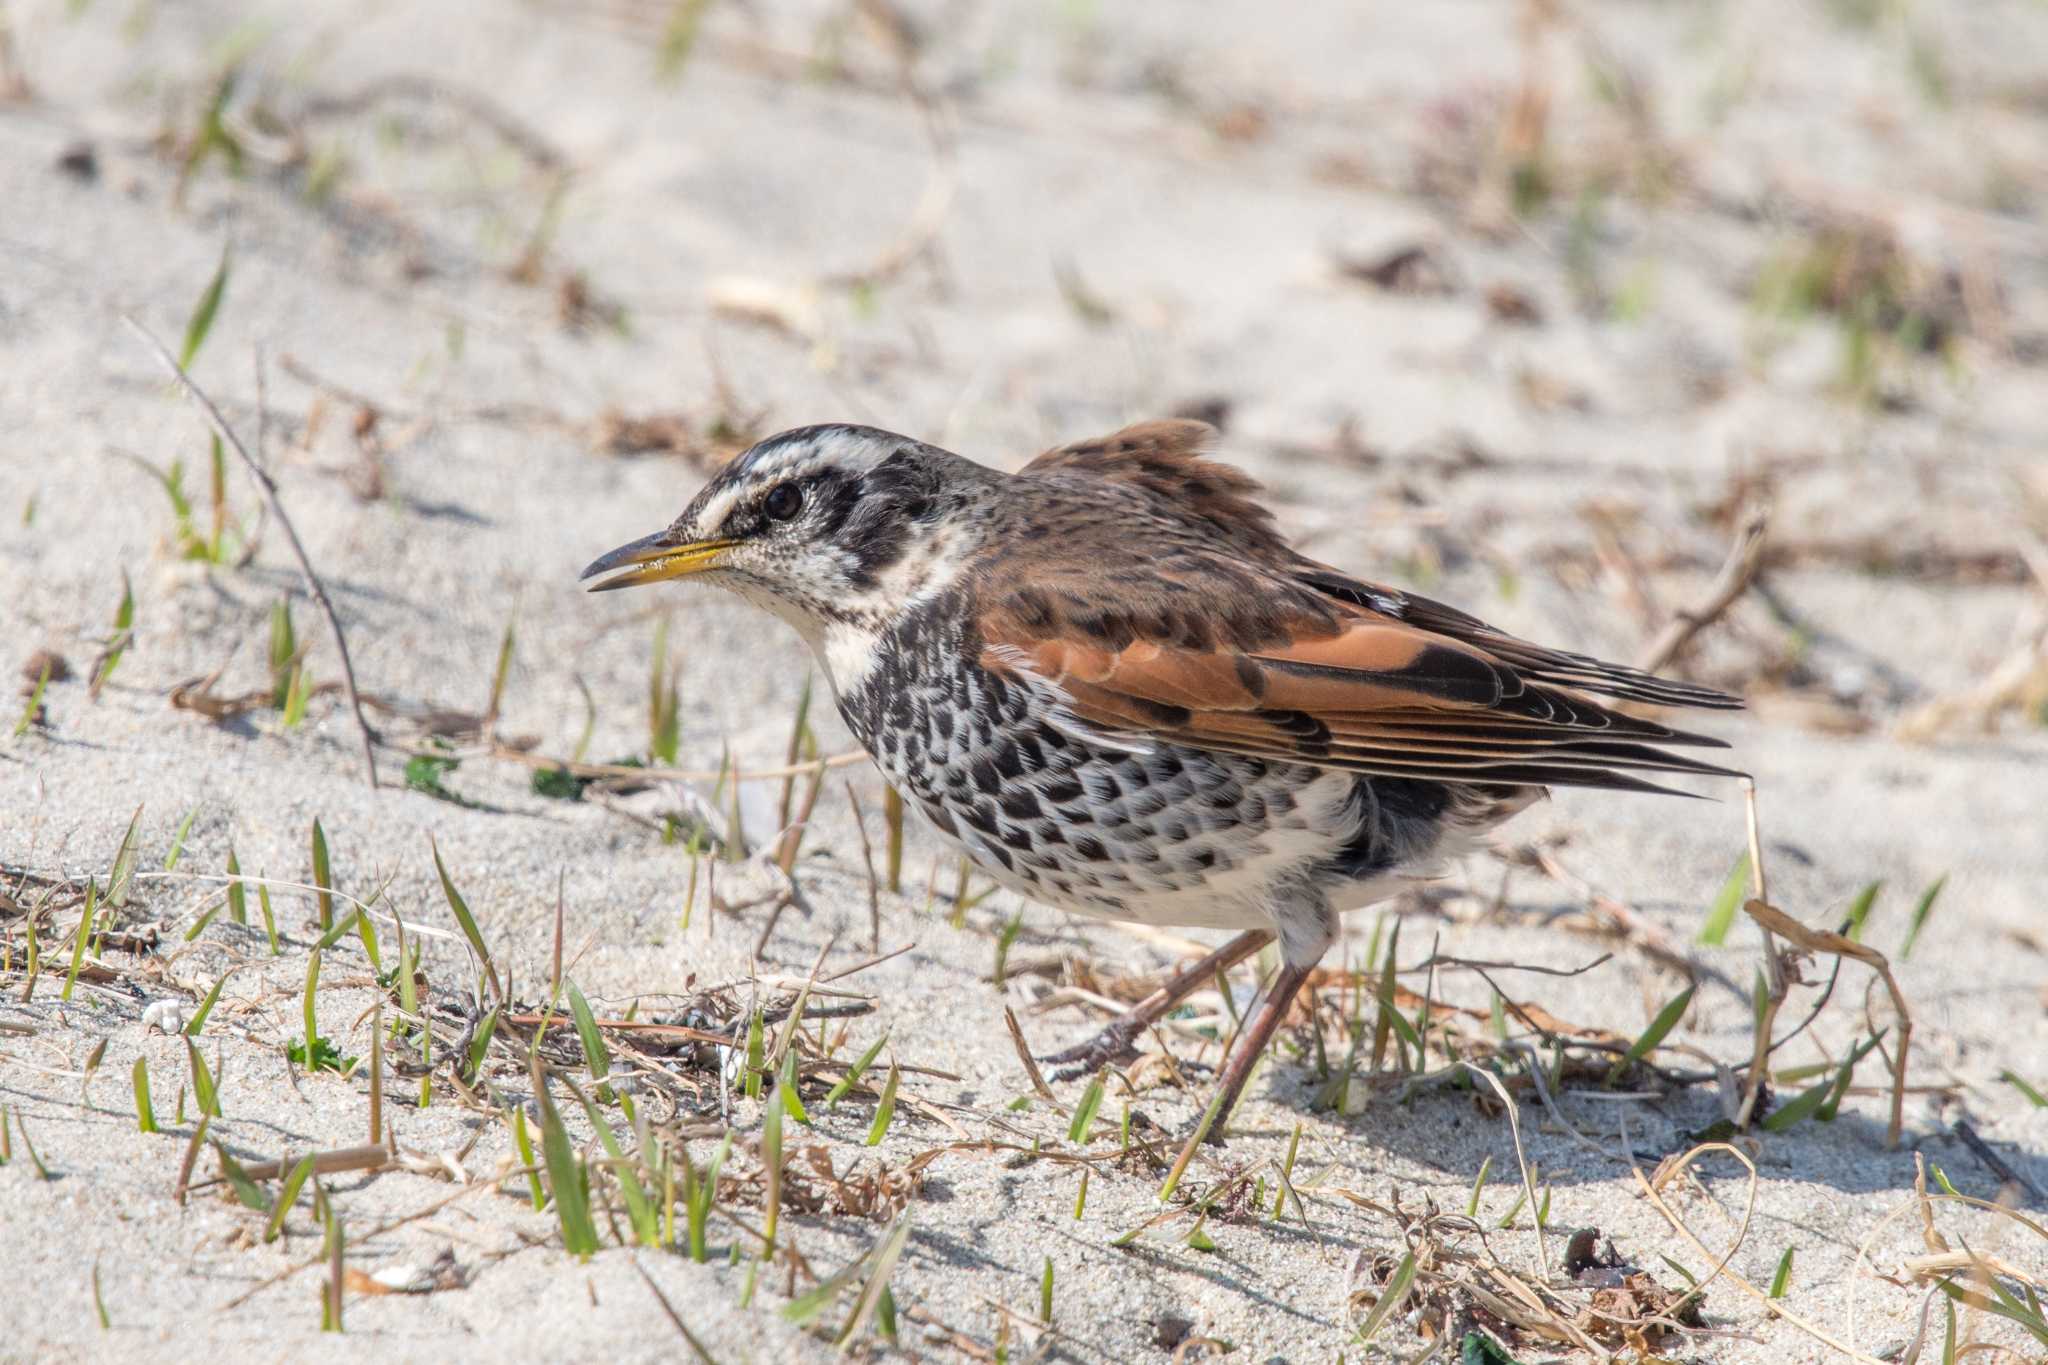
(3, 0, 2047, 1358)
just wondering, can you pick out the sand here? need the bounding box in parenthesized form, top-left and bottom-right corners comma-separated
(3, 0, 2047, 1360)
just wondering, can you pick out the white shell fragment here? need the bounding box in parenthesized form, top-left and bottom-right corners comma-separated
(369, 1264, 437, 1294)
(142, 999, 188, 1034)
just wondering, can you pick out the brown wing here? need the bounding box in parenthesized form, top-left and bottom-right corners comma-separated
(985, 423, 1742, 794)
(1021, 420, 1295, 561)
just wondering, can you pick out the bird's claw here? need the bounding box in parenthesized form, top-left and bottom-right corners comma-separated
(1038, 1017, 1144, 1080)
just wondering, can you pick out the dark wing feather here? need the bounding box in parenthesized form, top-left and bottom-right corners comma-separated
(984, 424, 1743, 793)
(1295, 570, 1741, 711)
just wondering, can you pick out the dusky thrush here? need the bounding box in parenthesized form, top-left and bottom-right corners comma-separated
(583, 419, 1740, 1180)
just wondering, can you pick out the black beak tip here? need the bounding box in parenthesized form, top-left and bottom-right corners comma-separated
(579, 534, 655, 586)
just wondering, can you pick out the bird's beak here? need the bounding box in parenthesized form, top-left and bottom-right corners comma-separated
(579, 530, 738, 593)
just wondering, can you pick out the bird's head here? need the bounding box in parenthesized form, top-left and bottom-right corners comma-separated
(580, 424, 991, 638)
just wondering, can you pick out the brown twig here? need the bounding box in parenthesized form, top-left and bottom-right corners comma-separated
(1635, 507, 1768, 675)
(123, 316, 380, 789)
(633, 1259, 720, 1364)
(189, 1142, 393, 1188)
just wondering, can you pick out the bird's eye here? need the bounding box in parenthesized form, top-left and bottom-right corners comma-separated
(763, 483, 803, 522)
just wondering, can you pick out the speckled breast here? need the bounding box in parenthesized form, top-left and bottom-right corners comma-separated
(831, 597, 1385, 927)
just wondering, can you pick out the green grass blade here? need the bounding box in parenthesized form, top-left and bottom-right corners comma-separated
(467, 1007, 501, 1082)
(1999, 1070, 2048, 1109)
(777, 1049, 810, 1126)
(1607, 984, 1695, 1084)
(178, 244, 232, 369)
(265, 1153, 316, 1242)
(1817, 1031, 1886, 1122)
(1769, 1245, 1794, 1298)
(1466, 1155, 1493, 1217)
(566, 981, 611, 1089)
(107, 806, 143, 907)
(1842, 880, 1882, 941)
(1933, 1275, 2048, 1346)
(1698, 852, 1750, 945)
(431, 840, 504, 1002)
(742, 1008, 763, 1100)
(1370, 921, 1401, 1070)
(214, 1143, 270, 1212)
(1066, 1076, 1105, 1144)
(163, 807, 198, 872)
(487, 618, 516, 723)
(354, 907, 381, 972)
(133, 1057, 157, 1132)
(225, 847, 247, 925)
(12, 658, 50, 737)
(186, 967, 234, 1035)
(257, 872, 279, 954)
(310, 819, 333, 931)
(1761, 1076, 1833, 1131)
(62, 879, 98, 1002)
(825, 1031, 888, 1108)
(533, 1065, 600, 1258)
(865, 1062, 900, 1146)
(90, 573, 135, 698)
(186, 1038, 222, 1117)
(578, 1090, 659, 1247)
(301, 949, 321, 1069)
(1899, 873, 1948, 960)
(781, 1236, 873, 1327)
(1354, 1250, 1417, 1345)
(269, 599, 297, 706)
(509, 1105, 545, 1210)
(313, 908, 362, 953)
(833, 1213, 913, 1348)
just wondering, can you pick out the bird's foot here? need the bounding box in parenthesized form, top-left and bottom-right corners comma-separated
(1039, 1016, 1145, 1082)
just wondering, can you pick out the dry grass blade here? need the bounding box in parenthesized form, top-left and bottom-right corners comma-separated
(121, 315, 380, 788)
(1001, 1007, 1067, 1115)
(1734, 781, 1784, 1132)
(1463, 1061, 1550, 1280)
(1626, 1136, 1881, 1362)
(1741, 897, 1913, 1148)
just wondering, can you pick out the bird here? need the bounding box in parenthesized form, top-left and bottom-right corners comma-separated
(582, 418, 1741, 1182)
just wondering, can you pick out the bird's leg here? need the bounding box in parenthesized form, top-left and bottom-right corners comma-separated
(1040, 929, 1273, 1080)
(1159, 956, 1318, 1195)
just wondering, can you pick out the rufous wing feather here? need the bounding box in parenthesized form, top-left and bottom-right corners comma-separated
(985, 422, 1742, 793)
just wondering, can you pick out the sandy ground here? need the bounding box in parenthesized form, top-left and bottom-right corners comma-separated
(4, 1, 2048, 1360)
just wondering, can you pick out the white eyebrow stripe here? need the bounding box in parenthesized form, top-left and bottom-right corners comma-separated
(693, 483, 745, 536)
(691, 449, 814, 534)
